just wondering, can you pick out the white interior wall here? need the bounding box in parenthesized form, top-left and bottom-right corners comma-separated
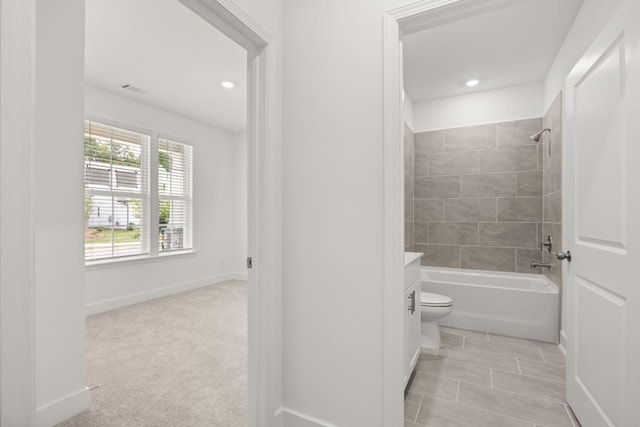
(84, 85, 242, 314)
(411, 82, 544, 132)
(34, 1, 89, 425)
(403, 90, 414, 130)
(282, 1, 389, 425)
(233, 131, 248, 273)
(543, 0, 624, 111)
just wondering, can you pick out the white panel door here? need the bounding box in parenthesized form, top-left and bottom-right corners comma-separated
(564, 1, 640, 425)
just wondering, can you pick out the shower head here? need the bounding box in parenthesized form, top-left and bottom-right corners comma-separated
(530, 128, 551, 142)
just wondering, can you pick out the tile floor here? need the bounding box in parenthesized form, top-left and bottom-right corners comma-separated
(405, 327, 581, 427)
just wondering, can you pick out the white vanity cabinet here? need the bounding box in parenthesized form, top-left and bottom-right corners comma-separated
(403, 252, 422, 388)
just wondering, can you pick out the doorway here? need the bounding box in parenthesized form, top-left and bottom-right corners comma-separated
(0, 0, 280, 425)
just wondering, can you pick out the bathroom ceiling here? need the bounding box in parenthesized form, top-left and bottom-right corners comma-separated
(85, 0, 247, 133)
(403, 0, 584, 102)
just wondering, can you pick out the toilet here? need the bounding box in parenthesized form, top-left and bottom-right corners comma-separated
(420, 292, 453, 349)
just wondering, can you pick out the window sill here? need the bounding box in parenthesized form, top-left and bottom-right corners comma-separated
(85, 249, 197, 271)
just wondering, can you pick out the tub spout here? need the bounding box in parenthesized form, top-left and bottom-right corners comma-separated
(531, 261, 552, 269)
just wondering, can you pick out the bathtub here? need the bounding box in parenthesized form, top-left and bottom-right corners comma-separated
(421, 267, 560, 343)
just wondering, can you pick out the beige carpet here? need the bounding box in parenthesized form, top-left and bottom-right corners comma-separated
(58, 280, 247, 427)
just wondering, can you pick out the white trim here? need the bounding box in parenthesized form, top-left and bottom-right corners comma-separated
(85, 273, 243, 315)
(382, 1, 530, 425)
(276, 407, 339, 427)
(35, 388, 90, 427)
(177, 2, 281, 426)
(0, 0, 37, 425)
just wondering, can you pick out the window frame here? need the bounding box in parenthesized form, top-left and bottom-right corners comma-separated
(84, 115, 195, 266)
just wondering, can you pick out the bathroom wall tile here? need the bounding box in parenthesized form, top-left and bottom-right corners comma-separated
(428, 151, 479, 176)
(405, 221, 414, 247)
(415, 395, 534, 427)
(538, 144, 543, 170)
(414, 221, 429, 244)
(543, 158, 562, 195)
(549, 125, 563, 161)
(518, 359, 566, 382)
(444, 198, 496, 222)
(543, 191, 562, 223)
(415, 155, 429, 177)
(414, 244, 461, 268)
(497, 197, 542, 222)
(479, 223, 538, 248)
(415, 176, 460, 199)
(458, 382, 573, 426)
(429, 222, 478, 246)
(517, 171, 542, 197)
(408, 372, 459, 401)
(444, 123, 496, 151)
(542, 223, 562, 256)
(415, 130, 445, 154)
(460, 247, 515, 272)
(405, 171, 413, 200)
(546, 92, 563, 133)
(542, 222, 563, 288)
(414, 199, 444, 222)
(497, 118, 542, 147)
(460, 172, 516, 197)
(405, 197, 414, 222)
(516, 248, 542, 274)
(479, 145, 538, 173)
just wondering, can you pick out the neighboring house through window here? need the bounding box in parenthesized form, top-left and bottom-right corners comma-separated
(84, 120, 193, 262)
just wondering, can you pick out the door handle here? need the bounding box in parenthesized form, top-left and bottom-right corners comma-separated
(556, 251, 572, 262)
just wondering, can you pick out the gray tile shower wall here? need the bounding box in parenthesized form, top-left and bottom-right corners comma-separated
(405, 124, 415, 252)
(542, 93, 563, 287)
(412, 118, 544, 273)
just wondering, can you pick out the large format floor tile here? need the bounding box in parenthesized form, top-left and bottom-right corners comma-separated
(405, 327, 579, 427)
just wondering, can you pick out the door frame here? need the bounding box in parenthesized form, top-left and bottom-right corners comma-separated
(0, 0, 282, 425)
(382, 0, 531, 424)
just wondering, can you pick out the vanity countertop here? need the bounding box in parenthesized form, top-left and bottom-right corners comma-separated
(404, 252, 424, 267)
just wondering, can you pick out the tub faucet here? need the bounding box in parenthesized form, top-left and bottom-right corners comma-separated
(531, 261, 551, 269)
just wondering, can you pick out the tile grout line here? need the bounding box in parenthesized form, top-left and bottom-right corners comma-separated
(413, 395, 424, 423)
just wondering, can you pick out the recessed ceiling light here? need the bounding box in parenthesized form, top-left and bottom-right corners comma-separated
(466, 79, 480, 87)
(221, 81, 235, 89)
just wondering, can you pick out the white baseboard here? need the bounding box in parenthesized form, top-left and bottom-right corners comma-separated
(559, 330, 568, 355)
(230, 271, 248, 281)
(276, 407, 338, 427)
(36, 387, 89, 427)
(85, 273, 242, 315)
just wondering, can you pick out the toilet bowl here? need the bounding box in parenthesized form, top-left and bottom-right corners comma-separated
(420, 292, 453, 349)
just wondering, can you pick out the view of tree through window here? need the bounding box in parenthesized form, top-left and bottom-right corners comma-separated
(84, 121, 193, 262)
(84, 121, 149, 261)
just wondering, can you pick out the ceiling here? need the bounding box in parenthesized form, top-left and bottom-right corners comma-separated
(85, 0, 247, 133)
(403, 0, 583, 102)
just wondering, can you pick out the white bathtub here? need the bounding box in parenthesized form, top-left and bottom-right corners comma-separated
(421, 267, 560, 343)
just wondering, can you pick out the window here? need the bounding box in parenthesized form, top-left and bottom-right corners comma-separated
(158, 139, 193, 253)
(84, 120, 193, 262)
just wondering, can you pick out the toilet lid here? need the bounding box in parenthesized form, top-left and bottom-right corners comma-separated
(420, 292, 453, 307)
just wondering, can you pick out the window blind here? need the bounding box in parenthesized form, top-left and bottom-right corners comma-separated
(158, 138, 193, 252)
(84, 121, 150, 261)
